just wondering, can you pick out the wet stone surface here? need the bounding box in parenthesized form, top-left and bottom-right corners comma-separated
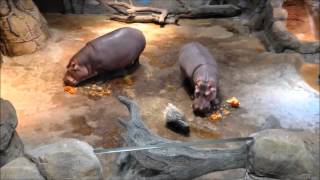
(0, 14, 319, 179)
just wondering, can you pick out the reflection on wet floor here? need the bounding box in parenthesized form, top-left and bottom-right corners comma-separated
(300, 63, 320, 92)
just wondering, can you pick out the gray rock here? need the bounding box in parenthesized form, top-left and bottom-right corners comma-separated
(30, 138, 103, 180)
(297, 41, 320, 54)
(261, 115, 282, 130)
(0, 131, 24, 167)
(0, 157, 45, 180)
(270, 7, 287, 21)
(268, 0, 284, 8)
(249, 129, 316, 180)
(0, 98, 18, 151)
(268, 21, 300, 52)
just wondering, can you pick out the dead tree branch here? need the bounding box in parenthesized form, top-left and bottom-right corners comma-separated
(99, 0, 241, 26)
(105, 1, 175, 25)
(115, 96, 253, 180)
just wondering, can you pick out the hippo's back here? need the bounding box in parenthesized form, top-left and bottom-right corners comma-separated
(179, 42, 216, 78)
(90, 27, 145, 55)
(87, 27, 146, 71)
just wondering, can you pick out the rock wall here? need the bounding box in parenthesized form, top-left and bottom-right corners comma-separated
(0, 98, 24, 167)
(249, 0, 320, 63)
(0, 98, 103, 180)
(1, 139, 104, 180)
(0, 0, 49, 56)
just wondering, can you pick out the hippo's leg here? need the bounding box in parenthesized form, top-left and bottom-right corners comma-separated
(210, 88, 221, 110)
(180, 67, 194, 99)
(117, 57, 140, 76)
(99, 58, 141, 83)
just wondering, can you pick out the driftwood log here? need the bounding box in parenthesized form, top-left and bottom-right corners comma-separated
(116, 96, 253, 179)
(100, 1, 241, 26)
(0, 0, 49, 56)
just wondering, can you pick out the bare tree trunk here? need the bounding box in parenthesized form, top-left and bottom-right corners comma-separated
(115, 96, 253, 180)
(0, 0, 49, 56)
(100, 1, 241, 26)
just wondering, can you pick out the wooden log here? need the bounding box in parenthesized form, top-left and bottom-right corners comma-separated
(116, 96, 252, 180)
(100, 1, 241, 26)
(109, 14, 178, 24)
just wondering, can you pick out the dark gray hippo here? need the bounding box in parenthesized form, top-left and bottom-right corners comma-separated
(63, 27, 146, 86)
(179, 42, 219, 115)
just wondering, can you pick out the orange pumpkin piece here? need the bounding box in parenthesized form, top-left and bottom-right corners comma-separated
(222, 109, 230, 115)
(226, 97, 240, 108)
(209, 112, 223, 122)
(64, 86, 77, 94)
(123, 75, 133, 86)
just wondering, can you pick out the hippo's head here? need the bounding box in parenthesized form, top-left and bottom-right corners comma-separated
(63, 59, 89, 86)
(193, 80, 217, 114)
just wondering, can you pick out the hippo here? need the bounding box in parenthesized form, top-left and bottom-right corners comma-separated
(63, 27, 146, 86)
(179, 42, 219, 115)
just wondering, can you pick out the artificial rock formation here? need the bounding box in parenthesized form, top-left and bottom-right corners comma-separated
(28, 139, 103, 180)
(115, 96, 318, 180)
(1, 139, 103, 180)
(0, 157, 45, 180)
(248, 0, 320, 62)
(0, 98, 24, 167)
(249, 129, 316, 180)
(0, 0, 49, 56)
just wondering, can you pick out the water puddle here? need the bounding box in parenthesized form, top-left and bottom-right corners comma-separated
(300, 63, 319, 92)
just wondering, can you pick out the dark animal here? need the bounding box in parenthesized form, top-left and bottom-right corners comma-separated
(179, 42, 219, 115)
(164, 104, 190, 136)
(63, 27, 146, 86)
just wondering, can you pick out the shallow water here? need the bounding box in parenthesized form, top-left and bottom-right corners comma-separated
(300, 63, 320, 92)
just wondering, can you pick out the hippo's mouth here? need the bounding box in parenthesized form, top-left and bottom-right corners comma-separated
(64, 76, 79, 86)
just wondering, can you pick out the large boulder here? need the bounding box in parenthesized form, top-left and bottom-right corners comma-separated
(0, 0, 48, 56)
(0, 157, 45, 180)
(249, 129, 316, 180)
(0, 98, 24, 167)
(0, 132, 24, 167)
(29, 138, 103, 180)
(0, 98, 18, 151)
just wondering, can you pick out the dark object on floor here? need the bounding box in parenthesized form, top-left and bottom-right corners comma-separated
(179, 42, 219, 114)
(164, 104, 190, 136)
(63, 27, 146, 86)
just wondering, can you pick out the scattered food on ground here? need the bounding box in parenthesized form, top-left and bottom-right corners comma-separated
(64, 86, 77, 94)
(226, 97, 240, 108)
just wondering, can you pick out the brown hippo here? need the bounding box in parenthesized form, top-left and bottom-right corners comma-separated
(179, 42, 219, 115)
(63, 27, 146, 86)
